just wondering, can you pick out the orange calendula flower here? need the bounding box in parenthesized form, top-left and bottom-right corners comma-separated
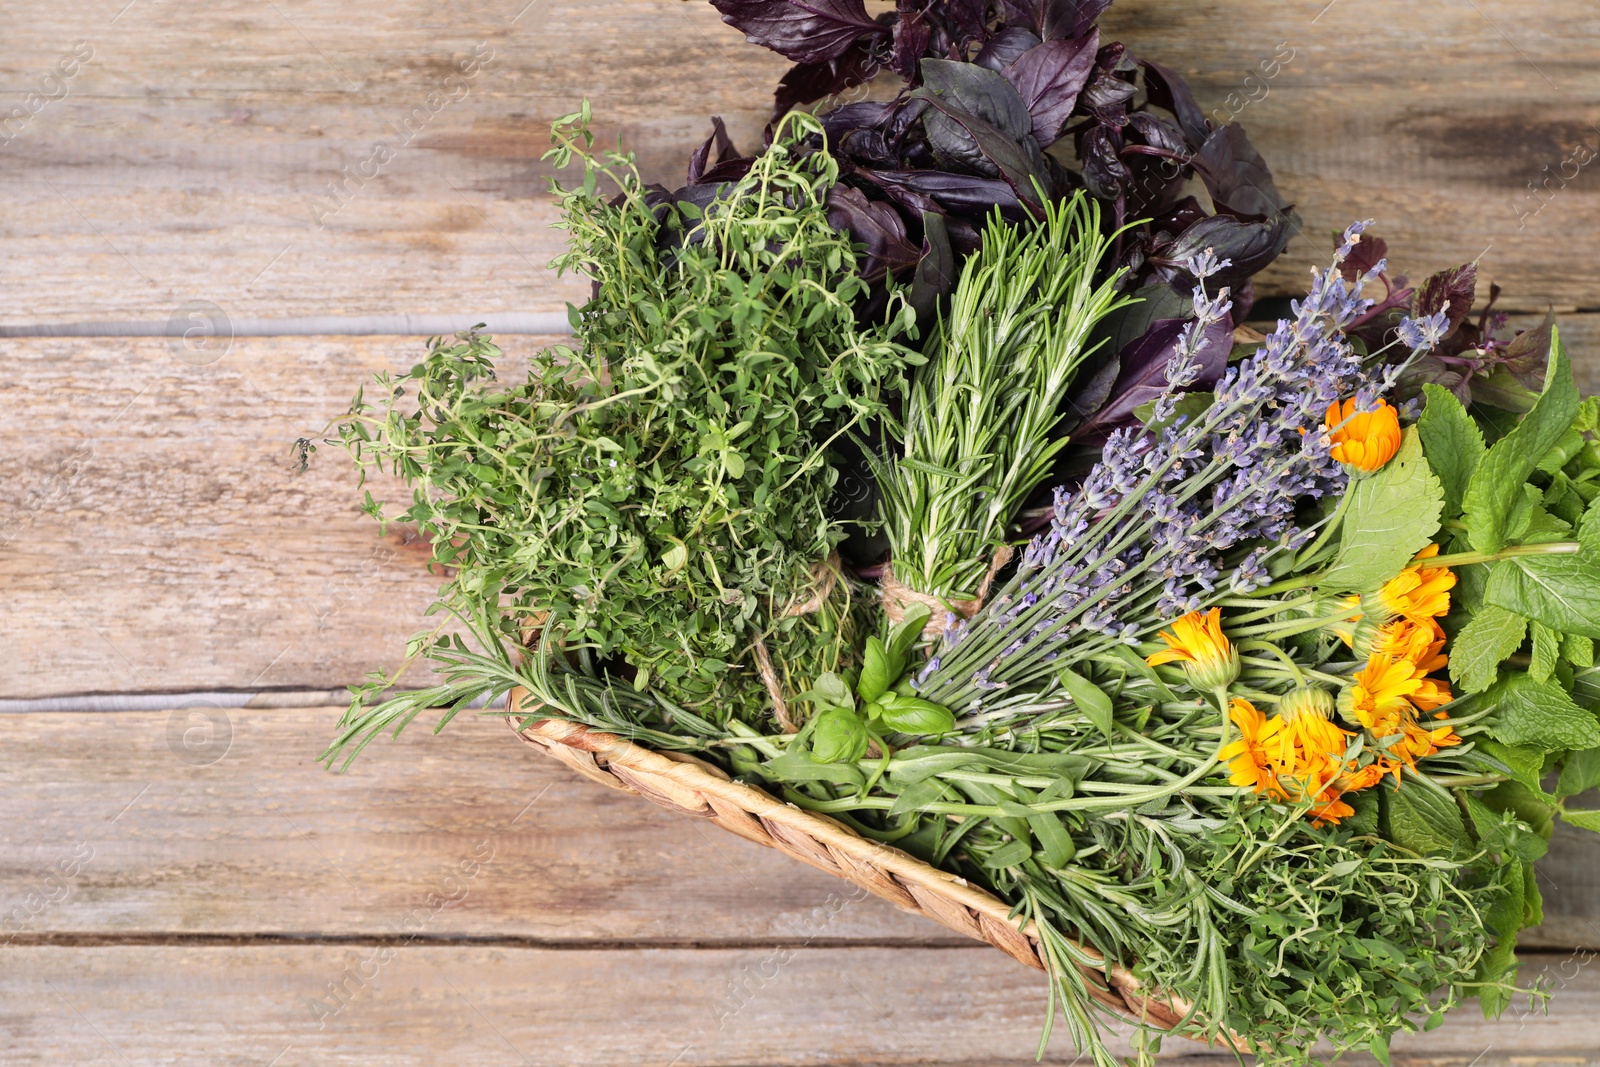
(1371, 616, 1449, 674)
(1307, 791, 1356, 828)
(1340, 653, 1426, 735)
(1410, 676, 1454, 712)
(1220, 698, 1290, 801)
(1146, 607, 1239, 689)
(1326, 397, 1402, 471)
(1337, 761, 1388, 794)
(1374, 544, 1456, 622)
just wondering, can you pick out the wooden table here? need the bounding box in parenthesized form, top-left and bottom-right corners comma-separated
(3, 1, 1598, 1062)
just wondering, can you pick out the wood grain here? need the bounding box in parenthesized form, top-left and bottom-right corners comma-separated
(0, 706, 1594, 951)
(4, 0, 1600, 326)
(3, 943, 1597, 1065)
(0, 706, 959, 944)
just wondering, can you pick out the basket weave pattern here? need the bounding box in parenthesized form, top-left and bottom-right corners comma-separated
(509, 701, 1224, 1041)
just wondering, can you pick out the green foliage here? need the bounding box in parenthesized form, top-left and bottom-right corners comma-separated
(1450, 605, 1527, 693)
(1319, 428, 1444, 594)
(1482, 671, 1600, 750)
(1463, 329, 1578, 553)
(323, 111, 922, 760)
(1418, 383, 1485, 518)
(877, 195, 1133, 599)
(1385, 774, 1469, 856)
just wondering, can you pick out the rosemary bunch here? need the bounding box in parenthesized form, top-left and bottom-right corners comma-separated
(876, 195, 1133, 602)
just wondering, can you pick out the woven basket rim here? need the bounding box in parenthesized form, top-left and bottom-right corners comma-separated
(506, 689, 1244, 1049)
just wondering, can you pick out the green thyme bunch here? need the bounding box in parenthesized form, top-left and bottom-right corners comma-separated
(320, 108, 920, 762)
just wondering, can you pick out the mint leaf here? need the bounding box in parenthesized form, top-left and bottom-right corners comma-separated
(1473, 738, 1550, 795)
(1386, 774, 1469, 856)
(1319, 428, 1444, 594)
(1418, 383, 1485, 518)
(1463, 331, 1578, 554)
(1483, 551, 1600, 639)
(1449, 605, 1527, 694)
(1562, 808, 1600, 833)
(1556, 747, 1600, 799)
(1531, 621, 1561, 684)
(1484, 671, 1600, 750)
(1563, 633, 1595, 669)
(1057, 666, 1114, 738)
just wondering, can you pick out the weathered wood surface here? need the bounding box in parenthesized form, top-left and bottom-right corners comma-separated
(5, 0, 1600, 327)
(0, 706, 1595, 952)
(6, 328, 1600, 703)
(0, 707, 957, 944)
(3, 944, 1597, 1066)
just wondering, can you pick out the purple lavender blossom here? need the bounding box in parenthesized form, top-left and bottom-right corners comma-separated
(916, 224, 1442, 706)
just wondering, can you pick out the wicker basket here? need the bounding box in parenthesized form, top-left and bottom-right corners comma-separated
(509, 691, 1239, 1048)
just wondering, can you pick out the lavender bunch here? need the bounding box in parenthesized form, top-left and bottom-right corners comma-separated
(918, 224, 1434, 710)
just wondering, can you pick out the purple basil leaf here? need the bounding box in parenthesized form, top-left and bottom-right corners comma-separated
(825, 184, 922, 281)
(772, 37, 879, 119)
(820, 101, 893, 141)
(1499, 311, 1554, 390)
(999, 0, 1110, 41)
(1125, 110, 1187, 156)
(1337, 231, 1389, 283)
(1057, 349, 1121, 434)
(1156, 213, 1290, 289)
(1079, 67, 1136, 125)
(687, 117, 741, 184)
(1411, 262, 1478, 333)
(976, 25, 1041, 71)
(1072, 314, 1232, 443)
(890, 8, 932, 79)
(1139, 59, 1210, 149)
(1192, 123, 1287, 219)
(1079, 125, 1128, 200)
(710, 0, 887, 64)
(838, 126, 898, 166)
(919, 58, 1032, 140)
(914, 93, 1049, 208)
(858, 167, 1033, 225)
(1002, 31, 1098, 147)
(940, 0, 992, 47)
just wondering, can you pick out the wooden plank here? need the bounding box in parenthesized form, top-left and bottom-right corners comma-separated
(4, 0, 1600, 325)
(0, 705, 1595, 950)
(0, 335, 533, 699)
(2, 944, 1595, 1065)
(0, 707, 959, 943)
(8, 323, 1600, 701)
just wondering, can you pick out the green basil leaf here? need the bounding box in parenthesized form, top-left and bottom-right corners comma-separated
(1057, 666, 1115, 738)
(878, 697, 956, 736)
(798, 671, 855, 712)
(1448, 604, 1527, 694)
(887, 602, 932, 661)
(810, 707, 869, 764)
(858, 636, 894, 703)
(1463, 330, 1578, 554)
(1484, 671, 1600, 750)
(1319, 428, 1444, 594)
(1417, 383, 1485, 518)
